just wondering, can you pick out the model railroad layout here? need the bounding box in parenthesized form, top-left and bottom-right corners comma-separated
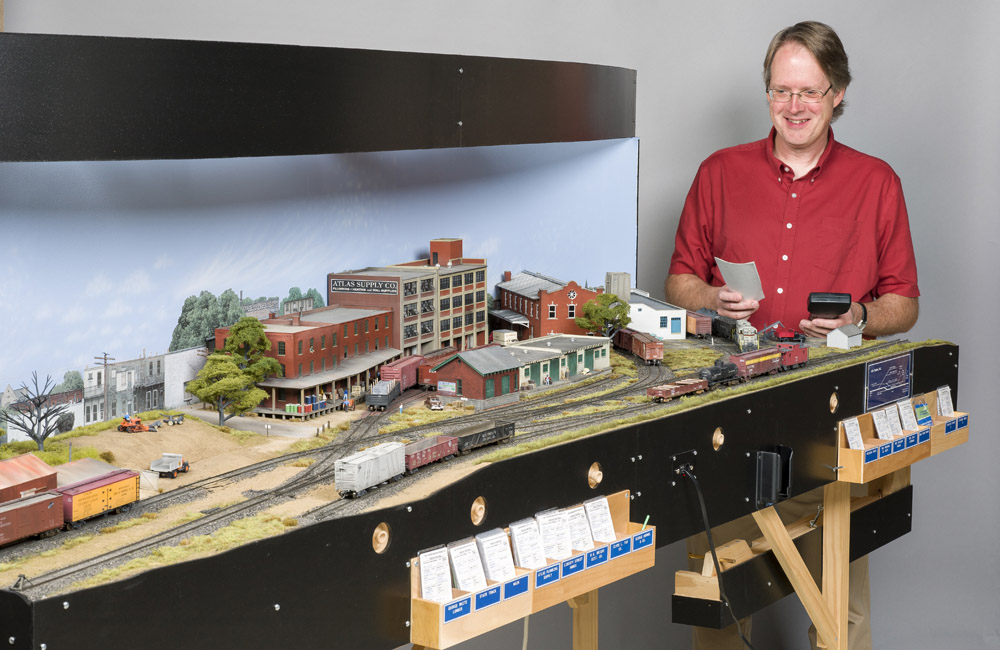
(1, 336, 898, 599)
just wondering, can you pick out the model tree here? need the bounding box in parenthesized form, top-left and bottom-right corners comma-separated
(169, 289, 247, 352)
(53, 370, 84, 393)
(575, 293, 631, 338)
(186, 317, 283, 426)
(4, 372, 69, 451)
(280, 287, 324, 315)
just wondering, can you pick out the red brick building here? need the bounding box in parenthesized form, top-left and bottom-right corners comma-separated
(429, 346, 522, 409)
(327, 238, 489, 356)
(215, 305, 396, 415)
(492, 271, 604, 340)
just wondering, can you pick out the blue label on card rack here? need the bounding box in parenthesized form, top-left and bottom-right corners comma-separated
(879, 442, 893, 459)
(918, 427, 931, 444)
(610, 537, 632, 559)
(945, 419, 957, 434)
(632, 529, 654, 550)
(864, 447, 879, 464)
(561, 555, 585, 577)
(586, 546, 608, 568)
(958, 415, 968, 429)
(444, 596, 472, 623)
(535, 564, 560, 588)
(905, 433, 918, 448)
(474, 585, 502, 611)
(503, 575, 529, 600)
(892, 438, 906, 453)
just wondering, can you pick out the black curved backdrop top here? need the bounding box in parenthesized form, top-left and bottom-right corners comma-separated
(0, 32, 636, 162)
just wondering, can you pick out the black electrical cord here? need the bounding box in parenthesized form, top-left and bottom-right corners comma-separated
(680, 466, 758, 650)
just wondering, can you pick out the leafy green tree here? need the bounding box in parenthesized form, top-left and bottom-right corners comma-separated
(280, 287, 324, 314)
(170, 289, 258, 352)
(575, 293, 632, 338)
(53, 370, 84, 393)
(186, 317, 282, 425)
(4, 373, 68, 451)
(304, 288, 324, 309)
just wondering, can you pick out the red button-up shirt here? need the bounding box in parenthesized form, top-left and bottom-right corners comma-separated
(668, 129, 920, 330)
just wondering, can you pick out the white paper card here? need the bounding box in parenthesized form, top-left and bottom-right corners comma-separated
(563, 505, 595, 552)
(476, 529, 516, 583)
(885, 406, 903, 438)
(448, 539, 488, 593)
(535, 509, 573, 561)
(509, 518, 547, 570)
(936, 385, 955, 417)
(872, 409, 893, 441)
(843, 417, 865, 450)
(583, 496, 618, 543)
(897, 399, 919, 431)
(714, 257, 765, 301)
(418, 547, 453, 603)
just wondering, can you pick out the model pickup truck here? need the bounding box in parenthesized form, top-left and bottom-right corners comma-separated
(150, 453, 190, 478)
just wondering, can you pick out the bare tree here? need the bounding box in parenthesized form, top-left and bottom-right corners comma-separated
(5, 372, 68, 451)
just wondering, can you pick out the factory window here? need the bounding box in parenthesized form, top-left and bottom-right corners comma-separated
(385, 336, 389, 348)
(354, 322, 359, 335)
(374, 338, 378, 350)
(453, 316, 462, 330)
(321, 335, 326, 349)
(440, 276, 450, 290)
(452, 293, 462, 308)
(157, 360, 161, 375)
(453, 274, 462, 288)
(404, 324, 418, 339)
(441, 318, 451, 331)
(385, 316, 389, 329)
(660, 316, 669, 328)
(404, 281, 417, 296)
(465, 272, 474, 285)
(309, 338, 315, 352)
(298, 340, 303, 355)
(344, 324, 348, 338)
(149, 362, 153, 375)
(421, 320, 434, 334)
(421, 299, 435, 314)
(354, 343, 359, 356)
(465, 292, 473, 306)
(374, 319, 378, 331)
(364, 320, 369, 333)
(568, 305, 576, 318)
(111, 401, 116, 417)
(476, 270, 485, 282)
(440, 297, 451, 311)
(549, 305, 557, 319)
(421, 278, 434, 293)
(280, 364, 286, 377)
(476, 290, 485, 303)
(310, 361, 314, 374)
(298, 364, 303, 376)
(404, 303, 418, 318)
(476, 310, 485, 323)
(321, 358, 326, 371)
(365, 341, 369, 353)
(465, 312, 474, 326)
(278, 342, 286, 356)
(331, 333, 337, 347)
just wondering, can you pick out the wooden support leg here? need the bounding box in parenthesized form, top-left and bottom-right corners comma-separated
(568, 589, 599, 650)
(822, 482, 850, 650)
(752, 507, 839, 649)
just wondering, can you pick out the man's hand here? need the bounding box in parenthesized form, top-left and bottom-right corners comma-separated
(716, 286, 759, 320)
(799, 302, 860, 338)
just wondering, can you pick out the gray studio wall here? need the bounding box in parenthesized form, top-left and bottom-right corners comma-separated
(8, 2, 997, 649)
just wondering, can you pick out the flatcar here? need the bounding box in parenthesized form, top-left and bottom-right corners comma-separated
(453, 420, 515, 454)
(335, 442, 406, 498)
(646, 378, 708, 402)
(404, 436, 458, 474)
(613, 327, 664, 365)
(380, 355, 424, 392)
(367, 379, 401, 411)
(685, 311, 712, 338)
(0, 492, 63, 546)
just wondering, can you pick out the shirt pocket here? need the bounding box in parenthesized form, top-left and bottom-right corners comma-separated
(808, 215, 861, 277)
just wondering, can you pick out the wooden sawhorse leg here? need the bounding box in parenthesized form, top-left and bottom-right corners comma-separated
(752, 482, 850, 650)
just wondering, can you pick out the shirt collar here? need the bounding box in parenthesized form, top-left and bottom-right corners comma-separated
(766, 127, 837, 180)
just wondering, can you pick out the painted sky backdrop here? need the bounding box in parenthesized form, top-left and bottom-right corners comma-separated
(0, 138, 638, 389)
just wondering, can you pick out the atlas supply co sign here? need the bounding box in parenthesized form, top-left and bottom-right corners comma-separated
(330, 279, 399, 295)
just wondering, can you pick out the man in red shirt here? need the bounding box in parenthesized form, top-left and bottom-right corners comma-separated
(666, 23, 919, 338)
(665, 21, 920, 650)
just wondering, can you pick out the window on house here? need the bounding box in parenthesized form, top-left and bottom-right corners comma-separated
(309, 338, 315, 352)
(549, 305, 557, 319)
(298, 364, 303, 376)
(310, 361, 314, 374)
(568, 305, 576, 318)
(278, 341, 286, 355)
(354, 343, 358, 356)
(298, 340, 303, 355)
(157, 360, 161, 375)
(354, 321, 358, 335)
(660, 316, 670, 328)
(321, 335, 326, 349)
(364, 320, 369, 333)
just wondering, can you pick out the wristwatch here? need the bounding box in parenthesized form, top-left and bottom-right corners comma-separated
(856, 302, 868, 331)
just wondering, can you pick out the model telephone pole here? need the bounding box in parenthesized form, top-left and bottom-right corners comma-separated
(94, 352, 115, 421)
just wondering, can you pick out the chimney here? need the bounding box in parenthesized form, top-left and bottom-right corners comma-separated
(504, 271, 512, 282)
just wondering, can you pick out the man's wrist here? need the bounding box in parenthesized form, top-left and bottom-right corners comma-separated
(854, 302, 868, 331)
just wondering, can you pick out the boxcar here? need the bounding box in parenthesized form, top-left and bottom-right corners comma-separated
(367, 379, 401, 411)
(646, 378, 708, 402)
(417, 347, 457, 390)
(686, 311, 712, 338)
(381, 355, 424, 392)
(335, 442, 406, 498)
(56, 469, 140, 527)
(0, 492, 63, 546)
(630, 330, 664, 365)
(404, 436, 458, 473)
(453, 421, 515, 454)
(613, 327, 635, 353)
(729, 347, 784, 379)
(0, 454, 58, 505)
